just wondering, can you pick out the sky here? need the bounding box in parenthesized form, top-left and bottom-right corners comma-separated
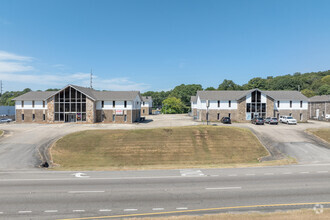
(0, 0, 330, 92)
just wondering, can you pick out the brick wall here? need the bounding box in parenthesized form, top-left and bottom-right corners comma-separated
(141, 107, 150, 116)
(86, 97, 95, 123)
(309, 102, 329, 119)
(47, 97, 54, 123)
(96, 110, 136, 123)
(277, 109, 308, 122)
(198, 109, 238, 122)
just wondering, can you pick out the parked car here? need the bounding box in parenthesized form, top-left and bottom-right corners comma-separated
(279, 115, 284, 123)
(265, 117, 278, 125)
(252, 117, 264, 125)
(0, 118, 12, 123)
(221, 117, 231, 124)
(282, 116, 297, 125)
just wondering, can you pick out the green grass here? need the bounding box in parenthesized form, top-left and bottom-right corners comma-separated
(51, 126, 270, 170)
(308, 128, 330, 143)
(0, 130, 3, 136)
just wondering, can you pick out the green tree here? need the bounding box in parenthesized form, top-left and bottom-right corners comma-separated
(0, 88, 32, 106)
(205, 87, 216, 91)
(321, 75, 330, 85)
(217, 79, 241, 90)
(246, 77, 267, 90)
(46, 88, 60, 91)
(161, 97, 186, 114)
(301, 89, 316, 98)
(318, 84, 330, 95)
(142, 90, 171, 109)
(169, 84, 202, 107)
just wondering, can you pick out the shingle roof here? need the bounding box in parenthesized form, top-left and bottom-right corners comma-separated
(191, 96, 197, 102)
(13, 85, 141, 101)
(308, 95, 330, 102)
(12, 91, 56, 101)
(196, 89, 308, 101)
(142, 96, 152, 102)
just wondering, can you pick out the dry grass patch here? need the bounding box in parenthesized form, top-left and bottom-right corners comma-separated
(0, 130, 3, 136)
(308, 128, 330, 143)
(127, 208, 330, 220)
(51, 126, 269, 170)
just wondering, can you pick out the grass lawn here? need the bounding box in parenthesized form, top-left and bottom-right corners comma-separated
(51, 126, 270, 170)
(127, 208, 330, 220)
(308, 128, 330, 143)
(0, 130, 3, 136)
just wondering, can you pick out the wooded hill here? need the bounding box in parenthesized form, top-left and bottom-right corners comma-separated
(0, 70, 329, 107)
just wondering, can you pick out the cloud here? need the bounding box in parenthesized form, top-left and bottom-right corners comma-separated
(0, 51, 33, 61)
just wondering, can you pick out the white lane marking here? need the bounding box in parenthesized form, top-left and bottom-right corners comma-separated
(0, 212, 3, 214)
(264, 173, 274, 175)
(228, 174, 237, 176)
(180, 169, 205, 177)
(283, 172, 292, 174)
(18, 211, 32, 214)
(300, 172, 309, 174)
(176, 207, 188, 210)
(68, 191, 105, 193)
(72, 172, 89, 178)
(73, 210, 85, 212)
(205, 187, 242, 190)
(124, 209, 138, 212)
(99, 209, 112, 212)
(317, 171, 329, 173)
(245, 174, 255, 176)
(152, 208, 164, 211)
(44, 210, 58, 213)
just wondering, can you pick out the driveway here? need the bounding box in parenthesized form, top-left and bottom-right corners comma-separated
(0, 115, 329, 170)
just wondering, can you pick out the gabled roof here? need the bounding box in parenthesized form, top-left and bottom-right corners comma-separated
(309, 95, 330, 102)
(196, 89, 308, 101)
(142, 96, 152, 102)
(13, 84, 141, 101)
(12, 91, 56, 101)
(190, 96, 197, 102)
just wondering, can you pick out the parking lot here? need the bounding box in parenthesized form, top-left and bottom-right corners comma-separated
(0, 114, 329, 170)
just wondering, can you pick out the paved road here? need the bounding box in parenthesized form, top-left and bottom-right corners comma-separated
(1, 164, 330, 219)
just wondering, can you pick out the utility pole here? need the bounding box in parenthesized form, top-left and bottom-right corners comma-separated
(90, 69, 93, 89)
(0, 80, 2, 97)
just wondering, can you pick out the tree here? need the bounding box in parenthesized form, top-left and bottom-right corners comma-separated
(161, 97, 186, 114)
(217, 79, 241, 90)
(0, 88, 32, 106)
(318, 84, 330, 95)
(246, 77, 268, 90)
(169, 84, 202, 107)
(46, 88, 60, 91)
(142, 90, 171, 109)
(301, 89, 316, 98)
(321, 75, 330, 85)
(205, 87, 216, 91)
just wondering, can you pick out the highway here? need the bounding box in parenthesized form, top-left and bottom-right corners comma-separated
(1, 164, 330, 219)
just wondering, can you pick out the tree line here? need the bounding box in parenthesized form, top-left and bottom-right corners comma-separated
(0, 70, 329, 114)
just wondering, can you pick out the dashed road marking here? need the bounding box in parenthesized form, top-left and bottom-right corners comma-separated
(152, 208, 164, 211)
(99, 209, 112, 212)
(180, 169, 205, 177)
(176, 207, 188, 210)
(44, 210, 58, 213)
(73, 210, 85, 212)
(0, 212, 3, 214)
(206, 187, 242, 190)
(317, 171, 329, 173)
(18, 211, 32, 214)
(124, 209, 138, 212)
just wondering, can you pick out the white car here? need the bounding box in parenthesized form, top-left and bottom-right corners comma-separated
(0, 118, 12, 123)
(282, 116, 297, 125)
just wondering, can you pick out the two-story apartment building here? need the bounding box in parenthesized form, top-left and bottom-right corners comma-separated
(308, 95, 330, 120)
(190, 96, 197, 117)
(13, 84, 142, 123)
(141, 96, 153, 116)
(193, 89, 308, 122)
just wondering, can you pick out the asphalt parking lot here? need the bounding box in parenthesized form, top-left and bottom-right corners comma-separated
(0, 114, 329, 170)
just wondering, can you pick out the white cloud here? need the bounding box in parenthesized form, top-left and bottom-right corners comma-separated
(0, 51, 33, 61)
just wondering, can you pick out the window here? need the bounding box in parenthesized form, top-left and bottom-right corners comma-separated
(102, 101, 104, 108)
(143, 102, 145, 106)
(113, 101, 115, 108)
(290, 101, 292, 108)
(218, 100, 220, 108)
(124, 101, 127, 108)
(43, 114, 45, 121)
(300, 101, 303, 108)
(32, 101, 35, 108)
(277, 101, 280, 108)
(217, 113, 220, 120)
(289, 113, 292, 116)
(143, 109, 145, 114)
(228, 100, 231, 108)
(124, 115, 127, 122)
(300, 113, 303, 121)
(246, 103, 251, 112)
(228, 113, 231, 118)
(21, 101, 24, 108)
(43, 101, 45, 108)
(22, 114, 24, 121)
(112, 114, 115, 122)
(32, 114, 35, 121)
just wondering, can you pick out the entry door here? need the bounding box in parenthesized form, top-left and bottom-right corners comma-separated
(316, 109, 320, 118)
(69, 114, 76, 122)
